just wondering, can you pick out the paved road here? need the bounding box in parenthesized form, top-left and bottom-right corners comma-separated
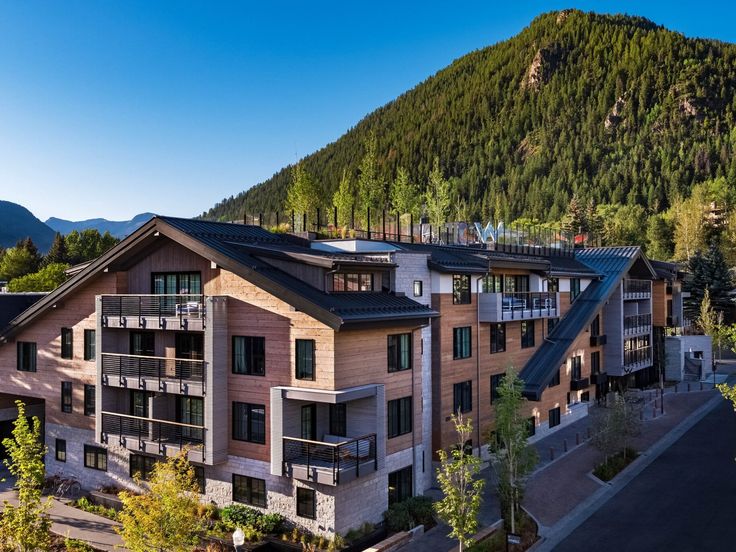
(553, 400, 736, 552)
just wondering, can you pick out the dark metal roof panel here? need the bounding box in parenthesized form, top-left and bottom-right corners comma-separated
(0, 293, 46, 332)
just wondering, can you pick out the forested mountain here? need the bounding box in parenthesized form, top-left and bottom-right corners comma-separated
(203, 9, 736, 224)
(46, 212, 155, 239)
(0, 201, 55, 251)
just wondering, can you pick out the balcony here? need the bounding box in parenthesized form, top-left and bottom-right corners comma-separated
(624, 313, 652, 336)
(100, 294, 205, 331)
(478, 292, 559, 323)
(570, 377, 590, 391)
(101, 412, 205, 463)
(589, 334, 607, 347)
(101, 353, 204, 395)
(624, 346, 652, 370)
(282, 434, 377, 486)
(623, 279, 651, 300)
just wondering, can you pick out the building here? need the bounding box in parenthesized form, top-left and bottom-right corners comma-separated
(0, 217, 684, 535)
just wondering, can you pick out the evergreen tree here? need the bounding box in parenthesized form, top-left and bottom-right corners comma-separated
(684, 243, 734, 319)
(0, 247, 39, 282)
(42, 232, 69, 267)
(15, 238, 41, 273)
(645, 214, 675, 260)
(562, 194, 587, 234)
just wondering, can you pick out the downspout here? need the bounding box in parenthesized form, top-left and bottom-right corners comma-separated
(475, 260, 491, 456)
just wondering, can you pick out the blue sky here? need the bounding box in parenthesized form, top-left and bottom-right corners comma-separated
(1, 1, 735, 222)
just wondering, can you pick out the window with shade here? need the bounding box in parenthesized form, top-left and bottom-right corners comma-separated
(152, 272, 201, 295)
(387, 333, 412, 372)
(332, 273, 373, 292)
(232, 336, 265, 376)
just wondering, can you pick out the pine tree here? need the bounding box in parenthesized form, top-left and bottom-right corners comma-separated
(42, 232, 69, 267)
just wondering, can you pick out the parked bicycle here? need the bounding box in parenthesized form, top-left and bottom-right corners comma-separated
(43, 472, 82, 500)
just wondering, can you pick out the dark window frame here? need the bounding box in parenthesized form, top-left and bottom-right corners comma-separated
(151, 271, 202, 295)
(453, 326, 472, 360)
(84, 445, 107, 471)
(295, 339, 315, 381)
(453, 380, 472, 414)
(413, 280, 423, 297)
(83, 329, 95, 361)
(332, 272, 373, 292)
(61, 381, 72, 413)
(490, 373, 503, 404)
(549, 407, 561, 428)
(571, 356, 582, 381)
(296, 487, 316, 519)
(55, 439, 66, 462)
(84, 384, 96, 416)
(232, 335, 266, 376)
(490, 323, 506, 353)
(570, 278, 581, 302)
(591, 351, 601, 375)
(329, 403, 347, 437)
(387, 396, 413, 438)
(61, 327, 73, 359)
(388, 466, 413, 505)
(17, 342, 37, 372)
(548, 368, 561, 388)
(387, 333, 412, 372)
(521, 320, 535, 349)
(452, 274, 471, 305)
(233, 474, 267, 507)
(232, 402, 266, 444)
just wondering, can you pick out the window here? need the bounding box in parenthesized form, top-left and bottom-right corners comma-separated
(581, 391, 590, 402)
(453, 327, 472, 359)
(296, 488, 316, 519)
(591, 351, 601, 375)
(61, 382, 72, 413)
(329, 404, 347, 437)
(232, 402, 266, 444)
(61, 328, 73, 359)
(177, 396, 204, 442)
(548, 407, 561, 428)
(130, 390, 150, 418)
(84, 329, 95, 361)
(504, 275, 529, 293)
(571, 356, 582, 381)
(452, 274, 471, 304)
(295, 339, 315, 380)
(590, 315, 600, 337)
(453, 381, 472, 414)
(232, 336, 265, 375)
(521, 320, 535, 348)
(84, 384, 95, 416)
(332, 273, 373, 292)
(547, 278, 559, 292)
(84, 445, 107, 471)
(388, 397, 412, 438)
(233, 474, 266, 507)
(130, 332, 155, 356)
(490, 323, 505, 353)
(55, 439, 66, 462)
(526, 416, 536, 437)
(152, 272, 201, 295)
(548, 318, 559, 335)
(570, 278, 581, 302)
(17, 342, 36, 372)
(130, 454, 156, 479)
(388, 466, 413, 505)
(548, 368, 560, 388)
(482, 274, 503, 293)
(388, 333, 412, 372)
(413, 280, 423, 297)
(301, 404, 316, 441)
(490, 374, 503, 404)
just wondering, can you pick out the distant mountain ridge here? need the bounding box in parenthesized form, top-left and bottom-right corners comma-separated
(46, 212, 155, 239)
(0, 201, 55, 252)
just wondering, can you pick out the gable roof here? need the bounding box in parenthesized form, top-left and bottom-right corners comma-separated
(0, 293, 46, 333)
(520, 246, 654, 400)
(0, 217, 436, 341)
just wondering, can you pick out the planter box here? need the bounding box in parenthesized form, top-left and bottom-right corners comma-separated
(89, 490, 124, 512)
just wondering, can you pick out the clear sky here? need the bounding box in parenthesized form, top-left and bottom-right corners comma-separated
(2, 1, 735, 222)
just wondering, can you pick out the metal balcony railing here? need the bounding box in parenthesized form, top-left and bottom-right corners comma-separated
(479, 291, 558, 322)
(101, 412, 204, 451)
(100, 294, 205, 329)
(623, 280, 651, 298)
(624, 313, 652, 335)
(101, 353, 204, 387)
(282, 433, 377, 485)
(624, 346, 652, 367)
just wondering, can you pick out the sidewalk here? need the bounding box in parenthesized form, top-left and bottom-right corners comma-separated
(0, 475, 124, 551)
(402, 381, 726, 552)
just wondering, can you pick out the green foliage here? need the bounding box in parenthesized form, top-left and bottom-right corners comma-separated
(332, 169, 355, 227)
(42, 233, 69, 267)
(204, 11, 736, 231)
(0, 400, 52, 552)
(684, 243, 733, 318)
(72, 496, 118, 521)
(383, 496, 434, 532)
(64, 229, 119, 265)
(219, 504, 283, 534)
(645, 214, 675, 260)
(286, 162, 323, 216)
(8, 263, 70, 292)
(357, 133, 384, 212)
(590, 392, 642, 467)
(592, 448, 639, 481)
(435, 413, 485, 552)
(0, 246, 40, 282)
(116, 451, 206, 552)
(64, 537, 97, 552)
(425, 158, 452, 228)
(488, 367, 538, 535)
(390, 167, 420, 217)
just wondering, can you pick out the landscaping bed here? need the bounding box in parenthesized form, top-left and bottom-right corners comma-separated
(467, 510, 538, 552)
(592, 448, 639, 482)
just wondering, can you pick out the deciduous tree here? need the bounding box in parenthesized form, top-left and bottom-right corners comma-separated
(425, 158, 451, 230)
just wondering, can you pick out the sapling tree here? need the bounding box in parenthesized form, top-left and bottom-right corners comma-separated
(434, 412, 485, 552)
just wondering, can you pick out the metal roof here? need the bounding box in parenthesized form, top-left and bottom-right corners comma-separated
(0, 293, 46, 332)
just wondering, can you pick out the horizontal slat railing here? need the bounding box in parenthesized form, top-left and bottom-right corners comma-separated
(500, 291, 557, 319)
(623, 280, 651, 297)
(100, 294, 205, 328)
(624, 346, 652, 367)
(624, 313, 652, 335)
(282, 433, 376, 485)
(101, 412, 204, 451)
(101, 353, 204, 386)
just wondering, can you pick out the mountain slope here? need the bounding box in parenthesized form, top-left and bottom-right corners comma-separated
(0, 201, 55, 251)
(203, 10, 736, 223)
(46, 212, 155, 239)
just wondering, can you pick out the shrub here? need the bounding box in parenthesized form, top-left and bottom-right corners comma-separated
(593, 448, 639, 482)
(220, 504, 260, 528)
(383, 502, 413, 532)
(257, 512, 285, 534)
(64, 537, 96, 551)
(404, 496, 434, 526)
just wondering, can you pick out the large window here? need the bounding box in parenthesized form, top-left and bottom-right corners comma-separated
(453, 327, 472, 359)
(548, 407, 561, 428)
(571, 356, 582, 381)
(296, 488, 316, 519)
(301, 404, 316, 441)
(453, 380, 472, 414)
(490, 323, 506, 353)
(84, 329, 96, 361)
(84, 384, 96, 416)
(329, 404, 347, 437)
(570, 278, 581, 302)
(152, 272, 201, 295)
(490, 373, 503, 404)
(591, 351, 601, 375)
(295, 339, 315, 381)
(130, 331, 155, 356)
(232, 402, 266, 444)
(482, 274, 503, 293)
(233, 474, 266, 507)
(232, 336, 265, 376)
(388, 466, 413, 505)
(55, 439, 66, 462)
(521, 320, 535, 349)
(61, 382, 72, 413)
(84, 445, 107, 471)
(61, 328, 73, 359)
(332, 273, 373, 292)
(17, 342, 36, 372)
(452, 274, 471, 304)
(590, 315, 600, 337)
(388, 333, 412, 372)
(388, 397, 412, 438)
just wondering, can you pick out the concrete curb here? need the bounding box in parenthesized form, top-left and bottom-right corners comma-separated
(531, 392, 723, 552)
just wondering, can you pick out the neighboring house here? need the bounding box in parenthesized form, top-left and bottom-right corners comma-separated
(0, 218, 684, 535)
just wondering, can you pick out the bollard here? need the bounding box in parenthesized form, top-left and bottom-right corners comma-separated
(550, 447, 555, 461)
(576, 432, 580, 446)
(563, 439, 568, 453)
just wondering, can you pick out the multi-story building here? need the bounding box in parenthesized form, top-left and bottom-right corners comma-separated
(0, 217, 683, 535)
